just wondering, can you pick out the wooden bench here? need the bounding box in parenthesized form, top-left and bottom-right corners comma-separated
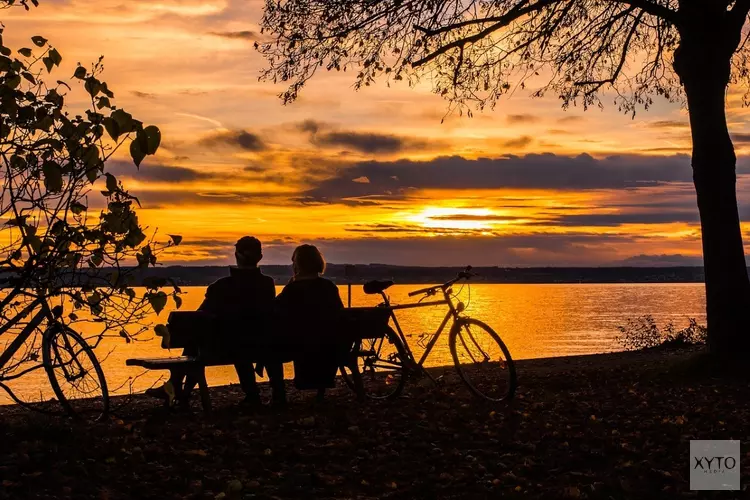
(127, 307, 391, 411)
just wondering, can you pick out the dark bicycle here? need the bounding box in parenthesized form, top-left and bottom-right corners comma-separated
(341, 266, 517, 402)
(0, 291, 108, 420)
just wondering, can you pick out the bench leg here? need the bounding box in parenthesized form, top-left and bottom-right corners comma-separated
(347, 357, 365, 402)
(196, 367, 211, 413)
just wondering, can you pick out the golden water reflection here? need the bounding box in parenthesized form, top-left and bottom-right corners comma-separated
(0, 283, 706, 404)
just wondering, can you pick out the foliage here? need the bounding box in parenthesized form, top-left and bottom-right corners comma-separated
(616, 315, 707, 351)
(257, 1, 750, 115)
(0, 25, 180, 393)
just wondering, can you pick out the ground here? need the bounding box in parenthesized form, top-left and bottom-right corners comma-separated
(1, 347, 748, 499)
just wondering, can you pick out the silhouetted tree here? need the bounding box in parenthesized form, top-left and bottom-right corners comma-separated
(1, 1, 181, 402)
(258, 0, 750, 359)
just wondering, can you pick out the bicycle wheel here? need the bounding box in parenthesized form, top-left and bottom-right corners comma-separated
(43, 324, 109, 420)
(341, 326, 407, 400)
(449, 318, 516, 402)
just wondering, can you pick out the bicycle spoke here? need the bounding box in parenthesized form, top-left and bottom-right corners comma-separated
(450, 319, 516, 402)
(44, 326, 108, 420)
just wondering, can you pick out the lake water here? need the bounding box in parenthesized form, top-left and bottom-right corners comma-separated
(0, 283, 706, 405)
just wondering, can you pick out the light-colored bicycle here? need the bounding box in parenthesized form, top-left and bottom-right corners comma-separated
(342, 266, 517, 402)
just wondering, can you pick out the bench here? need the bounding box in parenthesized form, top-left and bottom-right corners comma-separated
(126, 307, 391, 411)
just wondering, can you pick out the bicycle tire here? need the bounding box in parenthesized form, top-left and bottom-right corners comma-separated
(449, 318, 517, 402)
(43, 324, 109, 420)
(341, 326, 408, 400)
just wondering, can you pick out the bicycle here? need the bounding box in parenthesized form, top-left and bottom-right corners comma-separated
(0, 290, 109, 420)
(341, 266, 517, 402)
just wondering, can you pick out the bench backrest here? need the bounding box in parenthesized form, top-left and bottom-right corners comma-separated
(164, 307, 392, 352)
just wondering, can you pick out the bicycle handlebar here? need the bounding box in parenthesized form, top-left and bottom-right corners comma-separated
(407, 266, 475, 297)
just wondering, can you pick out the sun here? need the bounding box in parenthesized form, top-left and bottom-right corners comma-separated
(408, 207, 497, 231)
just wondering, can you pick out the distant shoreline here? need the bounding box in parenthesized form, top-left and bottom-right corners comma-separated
(138, 265, 709, 286)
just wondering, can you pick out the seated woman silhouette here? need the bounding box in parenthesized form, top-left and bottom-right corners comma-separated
(275, 244, 343, 401)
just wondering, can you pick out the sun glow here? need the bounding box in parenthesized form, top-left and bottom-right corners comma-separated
(409, 207, 498, 230)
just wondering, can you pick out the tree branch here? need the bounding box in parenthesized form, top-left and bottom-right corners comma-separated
(574, 10, 644, 92)
(411, 0, 557, 68)
(613, 0, 676, 22)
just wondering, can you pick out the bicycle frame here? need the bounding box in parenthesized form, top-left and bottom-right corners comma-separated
(0, 296, 49, 376)
(376, 286, 463, 382)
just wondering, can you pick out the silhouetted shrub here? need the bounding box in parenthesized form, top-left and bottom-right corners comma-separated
(616, 316, 707, 351)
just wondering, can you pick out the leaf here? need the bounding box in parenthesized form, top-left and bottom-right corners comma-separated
(174, 294, 182, 309)
(48, 47, 62, 66)
(31, 36, 47, 47)
(102, 117, 119, 141)
(111, 108, 134, 133)
(42, 56, 53, 73)
(169, 234, 183, 246)
(119, 330, 131, 344)
(148, 292, 168, 314)
(85, 166, 98, 183)
(143, 125, 161, 154)
(84, 77, 101, 97)
(70, 201, 87, 215)
(42, 162, 63, 192)
(18, 47, 32, 57)
(105, 173, 118, 192)
(26, 234, 42, 253)
(130, 136, 145, 167)
(73, 65, 86, 79)
(5, 72, 20, 89)
(97, 96, 111, 109)
(226, 480, 243, 494)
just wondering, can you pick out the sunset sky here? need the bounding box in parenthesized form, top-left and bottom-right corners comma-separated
(5, 0, 750, 267)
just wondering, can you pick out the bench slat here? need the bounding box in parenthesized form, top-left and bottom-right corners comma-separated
(126, 356, 198, 369)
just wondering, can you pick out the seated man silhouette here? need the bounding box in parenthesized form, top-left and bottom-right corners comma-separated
(147, 236, 285, 406)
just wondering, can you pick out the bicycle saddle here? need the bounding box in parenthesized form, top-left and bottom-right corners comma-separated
(363, 280, 394, 295)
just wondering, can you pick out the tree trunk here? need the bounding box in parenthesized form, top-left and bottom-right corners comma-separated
(676, 40, 750, 359)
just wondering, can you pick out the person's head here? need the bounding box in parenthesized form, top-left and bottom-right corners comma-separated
(292, 244, 326, 277)
(235, 236, 262, 268)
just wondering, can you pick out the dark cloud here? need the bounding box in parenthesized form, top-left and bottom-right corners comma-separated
(731, 133, 750, 144)
(344, 223, 490, 235)
(106, 161, 213, 183)
(131, 91, 156, 99)
(550, 211, 700, 227)
(302, 232, 644, 267)
(296, 119, 325, 135)
(646, 120, 689, 129)
(506, 114, 539, 124)
(428, 214, 524, 222)
(209, 30, 258, 40)
(295, 120, 435, 154)
(133, 190, 292, 208)
(500, 136, 533, 149)
(557, 116, 584, 124)
(302, 153, 699, 204)
(316, 131, 432, 154)
(642, 146, 691, 153)
(200, 130, 267, 151)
